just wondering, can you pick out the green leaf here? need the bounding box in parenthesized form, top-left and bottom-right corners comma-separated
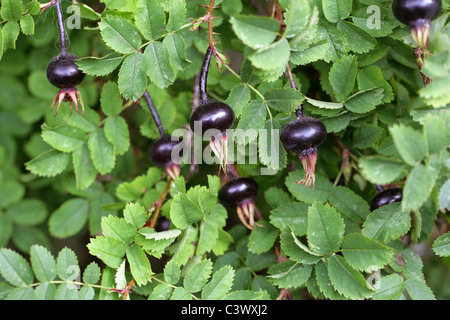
(317, 25, 349, 62)
(225, 84, 251, 118)
(49, 198, 89, 238)
(56, 247, 79, 281)
(258, 119, 286, 172)
(76, 54, 124, 77)
(341, 233, 394, 272)
(72, 143, 97, 190)
(404, 279, 435, 300)
(83, 262, 101, 285)
(29, 245, 56, 282)
(402, 163, 438, 212)
(282, 0, 311, 38)
(0, 181, 24, 209)
(196, 215, 220, 255)
(285, 170, 334, 204)
(235, 99, 267, 144)
(307, 202, 345, 255)
(290, 40, 329, 65)
(139, 229, 181, 241)
(123, 202, 147, 229)
(423, 113, 449, 154)
(279, 232, 321, 265)
(0, 248, 34, 287)
(2, 21, 20, 50)
(265, 88, 304, 114)
(135, 0, 166, 40)
(372, 274, 405, 300)
(183, 259, 213, 293)
(201, 265, 235, 300)
(322, 0, 352, 23)
(315, 260, 345, 299)
(149, 284, 173, 300)
(6, 198, 47, 226)
(359, 155, 404, 185)
(25, 150, 70, 177)
(118, 52, 147, 101)
(144, 41, 175, 89)
(305, 96, 343, 110)
(328, 186, 371, 223)
(269, 202, 309, 236)
(88, 128, 116, 175)
(87, 236, 127, 269)
(329, 54, 357, 102)
(327, 255, 374, 300)
(438, 180, 450, 211)
(170, 192, 203, 229)
(337, 21, 377, 54)
(100, 81, 123, 116)
(344, 87, 384, 113)
(1, 0, 22, 21)
(41, 125, 86, 153)
(126, 244, 153, 286)
(432, 232, 450, 257)
(248, 221, 279, 254)
(163, 33, 190, 71)
(249, 38, 290, 71)
(357, 66, 394, 103)
(362, 202, 411, 243)
(98, 15, 142, 54)
(166, 0, 186, 32)
(267, 261, 312, 289)
(20, 14, 35, 35)
(101, 215, 136, 244)
(352, 123, 383, 149)
(104, 116, 130, 155)
(389, 124, 427, 166)
(351, 6, 394, 38)
(230, 15, 280, 49)
(0, 28, 3, 62)
(164, 260, 180, 285)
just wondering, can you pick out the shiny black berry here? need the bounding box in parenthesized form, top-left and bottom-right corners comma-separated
(370, 188, 403, 211)
(280, 117, 327, 155)
(155, 217, 171, 232)
(392, 0, 442, 27)
(46, 53, 85, 90)
(149, 135, 183, 168)
(190, 101, 235, 136)
(218, 177, 258, 208)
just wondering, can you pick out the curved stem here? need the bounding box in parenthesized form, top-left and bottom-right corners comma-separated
(286, 64, 303, 118)
(54, 0, 67, 54)
(199, 46, 213, 105)
(143, 90, 165, 138)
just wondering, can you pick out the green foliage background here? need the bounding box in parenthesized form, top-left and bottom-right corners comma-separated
(0, 0, 449, 300)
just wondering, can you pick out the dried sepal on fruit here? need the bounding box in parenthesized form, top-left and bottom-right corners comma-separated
(46, 53, 86, 116)
(281, 116, 327, 188)
(392, 0, 442, 50)
(218, 177, 260, 230)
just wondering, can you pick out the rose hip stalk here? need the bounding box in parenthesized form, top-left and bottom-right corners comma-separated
(44, 0, 86, 116)
(392, 0, 442, 50)
(144, 91, 184, 180)
(190, 46, 235, 173)
(218, 176, 260, 230)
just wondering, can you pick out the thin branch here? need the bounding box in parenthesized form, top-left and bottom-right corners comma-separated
(286, 64, 303, 118)
(143, 90, 165, 138)
(414, 47, 431, 86)
(199, 46, 213, 105)
(54, 0, 67, 54)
